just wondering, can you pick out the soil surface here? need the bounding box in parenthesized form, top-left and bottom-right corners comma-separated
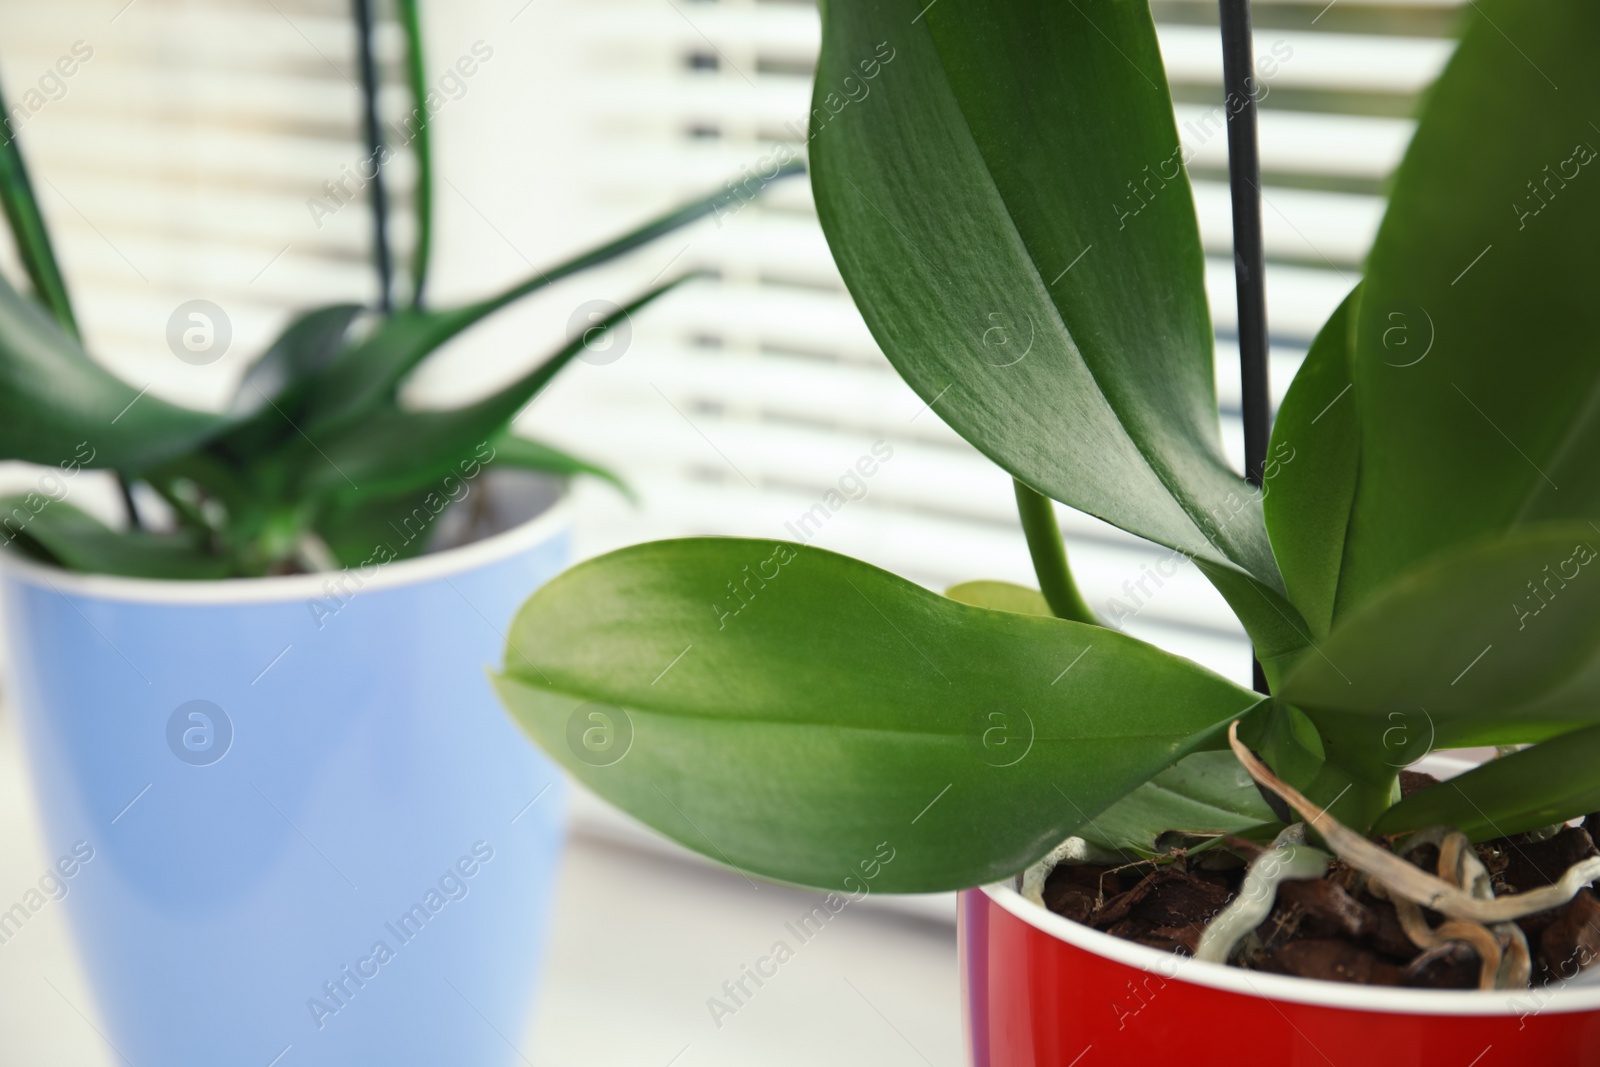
(1041, 804, 1600, 989)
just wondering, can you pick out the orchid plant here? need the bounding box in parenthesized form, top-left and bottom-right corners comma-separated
(493, 0, 1600, 988)
(0, 1, 796, 578)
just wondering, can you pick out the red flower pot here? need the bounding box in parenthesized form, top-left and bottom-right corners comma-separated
(961, 883, 1600, 1066)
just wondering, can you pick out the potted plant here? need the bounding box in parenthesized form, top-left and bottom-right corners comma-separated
(0, 5, 795, 1063)
(493, 0, 1600, 1063)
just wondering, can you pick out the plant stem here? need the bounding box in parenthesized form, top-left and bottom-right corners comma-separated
(1218, 0, 1272, 694)
(117, 475, 143, 530)
(1300, 760, 1397, 840)
(396, 0, 432, 308)
(0, 72, 78, 340)
(352, 0, 394, 314)
(1013, 480, 1098, 625)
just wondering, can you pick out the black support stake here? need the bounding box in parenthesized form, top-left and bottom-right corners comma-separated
(353, 0, 394, 314)
(1218, 0, 1272, 695)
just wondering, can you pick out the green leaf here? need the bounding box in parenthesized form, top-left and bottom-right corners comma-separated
(493, 538, 1262, 893)
(200, 303, 366, 495)
(1236, 699, 1326, 789)
(0, 274, 223, 470)
(0, 498, 228, 579)
(1236, 699, 1398, 833)
(300, 280, 684, 498)
(300, 169, 802, 437)
(811, 0, 1283, 608)
(945, 580, 1051, 617)
(491, 432, 631, 500)
(313, 432, 630, 568)
(230, 304, 364, 415)
(1077, 750, 1279, 858)
(1337, 0, 1600, 615)
(1192, 559, 1313, 685)
(141, 449, 262, 544)
(1374, 723, 1600, 841)
(1281, 523, 1600, 750)
(313, 485, 448, 566)
(0, 74, 77, 337)
(207, 305, 367, 471)
(1265, 288, 1359, 639)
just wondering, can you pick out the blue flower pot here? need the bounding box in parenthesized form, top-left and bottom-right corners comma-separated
(0, 500, 570, 1066)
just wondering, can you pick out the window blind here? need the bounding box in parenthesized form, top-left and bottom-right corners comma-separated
(0, 0, 413, 413)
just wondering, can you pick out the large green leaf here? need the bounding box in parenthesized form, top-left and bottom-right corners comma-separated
(0, 274, 223, 470)
(1264, 288, 1360, 640)
(0, 498, 228, 579)
(299, 168, 801, 437)
(1281, 523, 1600, 750)
(1337, 0, 1600, 614)
(1374, 723, 1600, 842)
(494, 538, 1262, 893)
(810, 0, 1285, 621)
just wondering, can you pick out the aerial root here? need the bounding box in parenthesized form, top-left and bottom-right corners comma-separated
(1371, 827, 1532, 989)
(1025, 723, 1595, 992)
(1226, 722, 1600, 926)
(1193, 823, 1331, 964)
(1020, 838, 1103, 907)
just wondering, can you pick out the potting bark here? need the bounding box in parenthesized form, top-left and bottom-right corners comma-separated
(1042, 822, 1600, 989)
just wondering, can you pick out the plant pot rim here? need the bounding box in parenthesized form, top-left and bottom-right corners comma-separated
(979, 881, 1600, 1017)
(0, 492, 573, 605)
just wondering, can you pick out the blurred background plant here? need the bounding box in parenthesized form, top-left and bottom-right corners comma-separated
(0, 0, 796, 579)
